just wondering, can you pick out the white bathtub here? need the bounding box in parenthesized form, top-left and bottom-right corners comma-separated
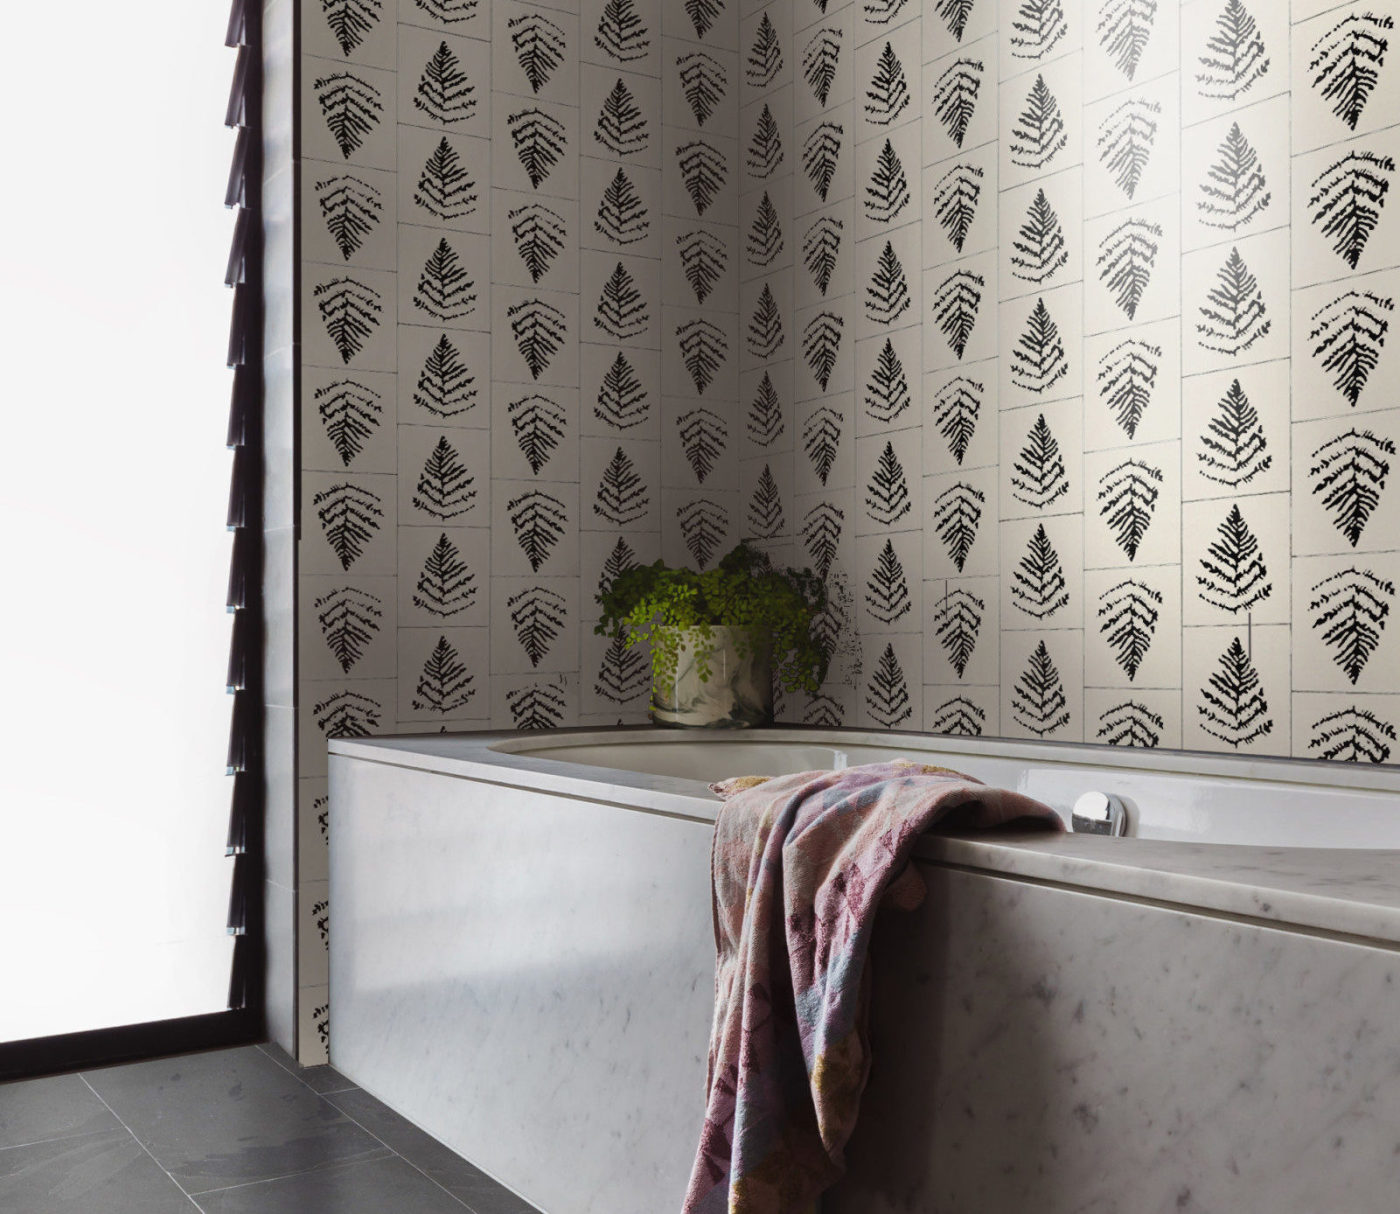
(327, 727, 1400, 1214)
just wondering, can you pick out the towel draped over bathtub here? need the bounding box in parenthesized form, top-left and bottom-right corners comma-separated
(681, 761, 1062, 1214)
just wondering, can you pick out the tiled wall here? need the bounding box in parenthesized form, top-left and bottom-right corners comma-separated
(291, 0, 1400, 1059)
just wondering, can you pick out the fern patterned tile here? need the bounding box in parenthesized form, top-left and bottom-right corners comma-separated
(925, 464, 999, 579)
(490, 479, 581, 575)
(856, 327, 922, 437)
(303, 366, 399, 473)
(396, 325, 490, 425)
(665, 128, 741, 225)
(1180, 622, 1290, 756)
(999, 514, 1084, 632)
(297, 982, 330, 1065)
(492, 96, 581, 198)
(1179, 0, 1288, 130)
(855, 428, 922, 534)
(396, 625, 492, 720)
(999, 628, 1085, 743)
(491, 382, 583, 482)
(794, 197, 855, 308)
(1082, 75, 1180, 219)
(1086, 441, 1182, 570)
(856, 632, 923, 729)
(854, 529, 924, 634)
(855, 24, 922, 141)
(740, 272, 795, 368)
(996, 281, 1083, 409)
(581, 434, 661, 529)
(579, 343, 662, 437)
(996, 0, 1083, 82)
(1084, 563, 1183, 692)
(396, 524, 490, 628)
(398, 26, 492, 136)
(856, 122, 923, 243)
(303, 471, 400, 576)
(1290, 691, 1399, 766)
(664, 304, 740, 398)
(662, 487, 737, 569)
(304, 55, 399, 170)
(856, 0, 918, 48)
(923, 34, 999, 167)
(493, 1, 581, 103)
(298, 777, 331, 886)
(1291, 8, 1400, 155)
(583, 62, 664, 168)
(740, 0, 794, 107)
(663, 396, 740, 489)
(298, 880, 331, 990)
(792, 299, 856, 396)
(794, 486, 856, 582)
(1083, 316, 1183, 451)
(793, 395, 856, 492)
(925, 248, 998, 371)
(1084, 686, 1183, 752)
(1083, 193, 1181, 334)
(1082, 0, 1179, 103)
(306, 161, 400, 270)
(396, 0, 492, 40)
(1290, 411, 1400, 558)
(583, 159, 663, 257)
(398, 226, 491, 332)
(998, 397, 1083, 521)
(793, 8, 856, 125)
(307, 0, 398, 67)
(580, 0, 662, 77)
(740, 451, 796, 540)
(741, 87, 794, 194)
(579, 529, 662, 618)
(667, 0, 740, 53)
(997, 52, 1084, 191)
(301, 575, 400, 681)
(490, 577, 582, 672)
(398, 424, 490, 526)
(924, 142, 999, 264)
(491, 286, 582, 387)
(1290, 266, 1400, 423)
(304, 265, 399, 372)
(1181, 92, 1290, 254)
(924, 573, 1000, 686)
(1181, 359, 1289, 501)
(1290, 552, 1400, 694)
(665, 39, 741, 136)
(580, 625, 653, 717)
(924, 682, 1001, 741)
(582, 249, 662, 348)
(742, 178, 797, 281)
(299, 679, 399, 778)
(996, 164, 1083, 301)
(740, 360, 796, 456)
(491, 189, 582, 292)
(1180, 225, 1290, 375)
(1181, 491, 1292, 627)
(490, 672, 580, 729)
(923, 357, 1000, 473)
(397, 127, 491, 233)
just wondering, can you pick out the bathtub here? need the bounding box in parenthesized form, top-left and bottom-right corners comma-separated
(327, 727, 1400, 1214)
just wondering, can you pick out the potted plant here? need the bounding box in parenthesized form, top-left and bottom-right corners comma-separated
(595, 542, 829, 728)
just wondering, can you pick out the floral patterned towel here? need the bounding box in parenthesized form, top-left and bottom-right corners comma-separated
(682, 761, 1062, 1214)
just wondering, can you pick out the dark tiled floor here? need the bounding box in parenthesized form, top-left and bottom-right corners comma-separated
(0, 1044, 539, 1213)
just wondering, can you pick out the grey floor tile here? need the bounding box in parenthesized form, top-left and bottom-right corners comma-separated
(323, 1089, 539, 1212)
(81, 1046, 389, 1193)
(0, 1128, 196, 1213)
(0, 1073, 122, 1149)
(192, 1153, 471, 1213)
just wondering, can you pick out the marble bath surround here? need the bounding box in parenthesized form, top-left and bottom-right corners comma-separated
(327, 729, 1400, 1213)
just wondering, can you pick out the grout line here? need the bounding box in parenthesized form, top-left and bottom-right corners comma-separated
(0, 1126, 128, 1156)
(77, 1075, 205, 1212)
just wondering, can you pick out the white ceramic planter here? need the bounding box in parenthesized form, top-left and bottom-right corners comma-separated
(650, 626, 772, 728)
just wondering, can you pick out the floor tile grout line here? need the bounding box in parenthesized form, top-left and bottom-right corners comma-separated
(0, 1125, 130, 1156)
(77, 1074, 205, 1212)
(182, 1149, 396, 1199)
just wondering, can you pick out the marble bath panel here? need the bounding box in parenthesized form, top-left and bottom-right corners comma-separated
(827, 865, 1400, 1214)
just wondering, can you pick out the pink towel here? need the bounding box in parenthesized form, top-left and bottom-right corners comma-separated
(682, 761, 1061, 1213)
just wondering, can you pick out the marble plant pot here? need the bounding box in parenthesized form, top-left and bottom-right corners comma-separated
(650, 626, 773, 729)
